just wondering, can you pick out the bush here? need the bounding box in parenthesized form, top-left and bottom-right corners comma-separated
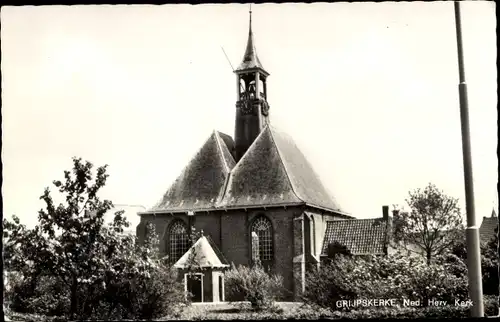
(302, 256, 358, 310)
(303, 250, 469, 311)
(4, 223, 186, 320)
(109, 265, 186, 320)
(28, 276, 70, 317)
(4, 272, 68, 317)
(330, 296, 499, 319)
(225, 263, 284, 311)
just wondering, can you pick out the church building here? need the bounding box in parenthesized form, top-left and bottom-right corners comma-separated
(137, 11, 356, 301)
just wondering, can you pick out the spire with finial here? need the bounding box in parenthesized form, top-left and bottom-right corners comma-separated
(235, 4, 267, 74)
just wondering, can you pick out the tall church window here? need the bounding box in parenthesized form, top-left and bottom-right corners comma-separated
(251, 216, 273, 262)
(169, 220, 189, 264)
(310, 216, 316, 255)
(251, 232, 260, 262)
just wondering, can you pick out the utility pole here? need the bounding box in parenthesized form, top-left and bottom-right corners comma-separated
(453, 1, 484, 317)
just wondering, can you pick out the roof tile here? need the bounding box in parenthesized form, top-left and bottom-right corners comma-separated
(149, 131, 235, 212)
(321, 218, 388, 255)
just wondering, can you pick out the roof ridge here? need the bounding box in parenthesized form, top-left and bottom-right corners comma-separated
(218, 126, 270, 205)
(213, 131, 234, 206)
(213, 130, 230, 174)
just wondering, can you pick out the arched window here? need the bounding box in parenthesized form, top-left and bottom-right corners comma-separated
(169, 220, 189, 264)
(251, 216, 273, 262)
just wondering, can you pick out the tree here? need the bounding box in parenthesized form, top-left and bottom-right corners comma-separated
(3, 157, 185, 319)
(392, 183, 464, 265)
(480, 226, 499, 296)
(36, 157, 114, 318)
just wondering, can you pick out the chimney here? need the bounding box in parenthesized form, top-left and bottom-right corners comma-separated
(382, 205, 389, 220)
(382, 205, 392, 255)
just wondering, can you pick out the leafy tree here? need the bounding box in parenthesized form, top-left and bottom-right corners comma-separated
(392, 183, 464, 265)
(35, 157, 113, 318)
(3, 157, 185, 320)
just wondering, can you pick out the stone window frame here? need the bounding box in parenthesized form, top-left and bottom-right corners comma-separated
(249, 214, 275, 266)
(309, 214, 316, 256)
(167, 219, 190, 265)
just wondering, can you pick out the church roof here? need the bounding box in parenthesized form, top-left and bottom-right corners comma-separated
(220, 126, 344, 212)
(321, 218, 389, 255)
(174, 235, 230, 269)
(145, 125, 346, 215)
(234, 11, 268, 75)
(149, 130, 235, 212)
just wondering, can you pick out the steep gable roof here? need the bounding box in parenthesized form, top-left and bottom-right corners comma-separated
(149, 131, 235, 212)
(270, 127, 343, 212)
(219, 126, 344, 212)
(145, 125, 347, 216)
(321, 218, 389, 255)
(219, 127, 302, 208)
(174, 236, 229, 269)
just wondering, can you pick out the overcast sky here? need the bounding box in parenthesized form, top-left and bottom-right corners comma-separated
(1, 2, 497, 229)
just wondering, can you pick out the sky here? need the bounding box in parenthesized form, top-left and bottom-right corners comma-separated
(1, 2, 497, 229)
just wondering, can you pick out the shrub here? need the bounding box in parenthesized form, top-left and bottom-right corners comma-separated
(225, 263, 284, 311)
(28, 276, 70, 317)
(3, 220, 186, 320)
(4, 271, 36, 314)
(303, 250, 469, 311)
(110, 265, 186, 320)
(303, 256, 358, 310)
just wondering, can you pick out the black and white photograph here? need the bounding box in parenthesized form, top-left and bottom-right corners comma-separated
(1, 1, 498, 320)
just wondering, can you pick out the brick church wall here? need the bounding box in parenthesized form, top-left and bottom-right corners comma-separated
(136, 206, 342, 301)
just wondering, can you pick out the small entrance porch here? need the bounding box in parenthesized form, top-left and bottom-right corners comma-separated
(174, 235, 229, 303)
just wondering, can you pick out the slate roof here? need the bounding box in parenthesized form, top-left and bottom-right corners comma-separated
(480, 212, 498, 243)
(174, 235, 230, 269)
(321, 218, 389, 255)
(234, 12, 268, 75)
(220, 126, 344, 212)
(145, 125, 347, 215)
(149, 131, 235, 212)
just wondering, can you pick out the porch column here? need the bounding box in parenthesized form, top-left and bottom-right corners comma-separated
(293, 213, 305, 300)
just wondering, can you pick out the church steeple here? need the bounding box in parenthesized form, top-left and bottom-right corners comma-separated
(234, 7, 270, 162)
(235, 8, 267, 74)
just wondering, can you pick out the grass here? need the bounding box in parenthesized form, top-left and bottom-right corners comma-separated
(4, 302, 330, 321)
(164, 302, 333, 320)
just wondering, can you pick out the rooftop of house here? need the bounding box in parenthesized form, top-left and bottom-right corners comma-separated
(321, 217, 389, 256)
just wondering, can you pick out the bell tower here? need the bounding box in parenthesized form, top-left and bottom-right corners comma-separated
(234, 8, 270, 162)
